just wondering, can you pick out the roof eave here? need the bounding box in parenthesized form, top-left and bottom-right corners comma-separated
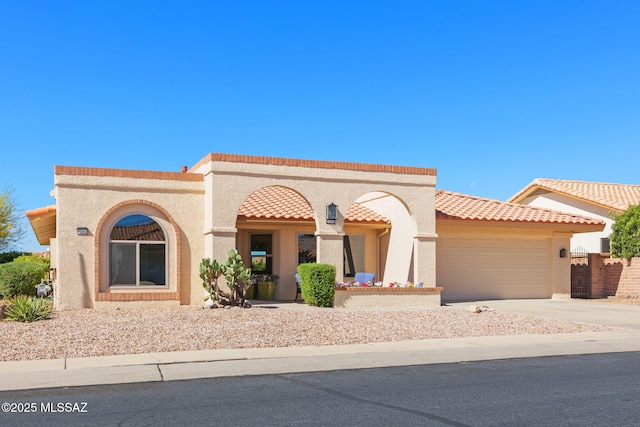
(436, 217, 605, 233)
(25, 205, 57, 246)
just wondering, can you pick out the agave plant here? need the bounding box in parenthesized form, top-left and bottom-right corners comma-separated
(4, 295, 53, 322)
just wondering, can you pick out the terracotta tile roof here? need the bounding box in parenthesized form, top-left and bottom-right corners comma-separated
(508, 178, 640, 212)
(237, 186, 390, 224)
(436, 190, 605, 226)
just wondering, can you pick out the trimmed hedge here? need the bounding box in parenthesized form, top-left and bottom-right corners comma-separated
(0, 261, 48, 298)
(297, 263, 335, 307)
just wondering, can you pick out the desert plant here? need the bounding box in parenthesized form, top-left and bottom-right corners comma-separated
(297, 263, 335, 307)
(0, 186, 26, 252)
(4, 295, 53, 322)
(0, 261, 48, 298)
(200, 249, 252, 307)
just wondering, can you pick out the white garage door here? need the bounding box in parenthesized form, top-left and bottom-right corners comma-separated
(437, 236, 550, 301)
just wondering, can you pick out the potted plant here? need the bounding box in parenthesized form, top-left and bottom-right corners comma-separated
(252, 273, 279, 300)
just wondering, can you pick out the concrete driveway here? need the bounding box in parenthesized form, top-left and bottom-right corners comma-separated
(447, 298, 640, 331)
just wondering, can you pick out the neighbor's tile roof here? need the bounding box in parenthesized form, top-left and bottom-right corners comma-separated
(238, 186, 390, 223)
(508, 178, 640, 212)
(436, 190, 605, 225)
(110, 223, 166, 241)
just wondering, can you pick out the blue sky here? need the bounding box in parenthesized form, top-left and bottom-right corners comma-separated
(2, 1, 639, 252)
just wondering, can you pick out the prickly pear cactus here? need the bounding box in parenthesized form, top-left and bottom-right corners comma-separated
(200, 249, 252, 308)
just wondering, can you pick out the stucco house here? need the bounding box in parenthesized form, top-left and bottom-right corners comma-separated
(508, 179, 640, 254)
(26, 154, 604, 309)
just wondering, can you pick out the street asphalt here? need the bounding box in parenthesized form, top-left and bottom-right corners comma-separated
(2, 299, 639, 392)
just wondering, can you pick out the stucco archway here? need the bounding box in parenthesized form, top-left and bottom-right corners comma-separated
(94, 200, 182, 303)
(351, 191, 417, 284)
(193, 154, 437, 294)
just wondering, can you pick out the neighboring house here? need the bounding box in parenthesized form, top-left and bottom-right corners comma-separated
(26, 154, 603, 309)
(508, 179, 640, 254)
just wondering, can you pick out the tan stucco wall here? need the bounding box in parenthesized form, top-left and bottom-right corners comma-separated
(334, 288, 442, 308)
(54, 170, 204, 309)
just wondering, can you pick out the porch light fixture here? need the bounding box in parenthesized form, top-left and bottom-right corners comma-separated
(326, 203, 338, 224)
(559, 248, 567, 258)
(77, 227, 90, 236)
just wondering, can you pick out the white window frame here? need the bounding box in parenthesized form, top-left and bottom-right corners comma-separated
(109, 215, 168, 288)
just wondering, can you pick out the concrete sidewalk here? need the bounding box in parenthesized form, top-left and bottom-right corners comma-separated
(2, 299, 639, 392)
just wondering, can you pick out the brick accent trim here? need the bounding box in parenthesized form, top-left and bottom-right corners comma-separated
(94, 200, 182, 303)
(55, 166, 203, 182)
(95, 292, 180, 302)
(191, 153, 437, 176)
(335, 287, 443, 292)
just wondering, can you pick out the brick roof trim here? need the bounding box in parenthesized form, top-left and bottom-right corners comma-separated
(191, 153, 437, 176)
(436, 190, 605, 226)
(54, 166, 204, 182)
(508, 178, 640, 212)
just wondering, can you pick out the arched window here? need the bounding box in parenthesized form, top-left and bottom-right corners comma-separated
(109, 214, 166, 286)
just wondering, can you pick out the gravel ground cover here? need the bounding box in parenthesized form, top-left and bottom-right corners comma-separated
(0, 305, 613, 362)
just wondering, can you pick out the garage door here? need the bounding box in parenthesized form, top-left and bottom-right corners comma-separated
(437, 236, 550, 301)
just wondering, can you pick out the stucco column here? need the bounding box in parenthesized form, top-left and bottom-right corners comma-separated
(204, 227, 238, 262)
(413, 233, 437, 287)
(551, 233, 571, 299)
(316, 231, 345, 280)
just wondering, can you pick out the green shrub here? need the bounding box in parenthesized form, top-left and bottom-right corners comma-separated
(610, 204, 640, 260)
(4, 295, 53, 322)
(0, 251, 29, 264)
(297, 263, 336, 307)
(13, 254, 50, 270)
(0, 261, 48, 298)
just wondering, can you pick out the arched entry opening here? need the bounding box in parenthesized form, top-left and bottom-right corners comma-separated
(235, 185, 317, 300)
(349, 192, 414, 284)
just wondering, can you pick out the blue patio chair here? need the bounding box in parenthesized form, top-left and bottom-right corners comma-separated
(294, 273, 302, 301)
(354, 272, 375, 283)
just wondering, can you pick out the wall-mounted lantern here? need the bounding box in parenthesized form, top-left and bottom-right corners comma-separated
(326, 203, 338, 224)
(559, 248, 567, 258)
(77, 227, 90, 236)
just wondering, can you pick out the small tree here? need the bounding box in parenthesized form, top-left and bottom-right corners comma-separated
(200, 249, 252, 308)
(0, 186, 25, 252)
(610, 204, 640, 261)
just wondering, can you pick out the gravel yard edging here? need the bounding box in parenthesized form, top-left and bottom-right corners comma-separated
(0, 305, 614, 362)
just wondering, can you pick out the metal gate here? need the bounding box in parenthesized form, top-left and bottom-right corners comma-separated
(571, 248, 591, 298)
